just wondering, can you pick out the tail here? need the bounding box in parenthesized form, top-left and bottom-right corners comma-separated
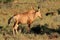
(8, 16, 14, 25)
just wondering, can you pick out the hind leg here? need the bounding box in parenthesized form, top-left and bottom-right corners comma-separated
(15, 24, 18, 34)
(13, 21, 18, 35)
(13, 28, 15, 36)
(13, 22, 16, 35)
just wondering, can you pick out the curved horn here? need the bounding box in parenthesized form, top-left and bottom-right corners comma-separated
(30, 6, 34, 9)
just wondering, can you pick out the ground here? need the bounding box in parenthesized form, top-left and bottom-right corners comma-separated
(0, 0, 60, 40)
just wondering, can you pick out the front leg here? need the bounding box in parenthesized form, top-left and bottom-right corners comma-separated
(27, 24, 31, 33)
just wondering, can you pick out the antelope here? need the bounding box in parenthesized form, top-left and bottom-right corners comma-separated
(8, 7, 42, 35)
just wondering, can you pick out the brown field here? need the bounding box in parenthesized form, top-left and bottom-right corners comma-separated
(0, 0, 60, 40)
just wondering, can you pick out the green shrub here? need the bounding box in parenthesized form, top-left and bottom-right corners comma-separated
(0, 0, 14, 3)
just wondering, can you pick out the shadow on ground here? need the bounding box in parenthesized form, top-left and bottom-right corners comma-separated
(30, 24, 60, 35)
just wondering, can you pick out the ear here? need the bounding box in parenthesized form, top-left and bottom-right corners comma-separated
(37, 6, 41, 11)
(38, 6, 40, 9)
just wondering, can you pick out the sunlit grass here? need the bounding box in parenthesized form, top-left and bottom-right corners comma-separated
(0, 0, 60, 40)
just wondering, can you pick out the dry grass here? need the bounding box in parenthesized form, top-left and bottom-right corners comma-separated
(0, 0, 60, 40)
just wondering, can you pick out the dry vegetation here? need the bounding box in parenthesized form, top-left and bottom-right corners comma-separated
(0, 0, 60, 40)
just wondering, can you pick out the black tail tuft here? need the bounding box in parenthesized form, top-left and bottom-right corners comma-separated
(8, 17, 13, 25)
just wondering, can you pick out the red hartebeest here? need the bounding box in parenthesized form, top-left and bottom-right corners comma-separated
(8, 7, 42, 35)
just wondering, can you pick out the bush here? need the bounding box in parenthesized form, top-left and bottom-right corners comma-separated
(0, 0, 14, 3)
